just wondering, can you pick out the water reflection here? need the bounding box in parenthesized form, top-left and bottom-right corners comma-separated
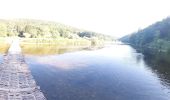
(20, 44, 91, 55)
(24, 45, 170, 100)
(143, 52, 170, 89)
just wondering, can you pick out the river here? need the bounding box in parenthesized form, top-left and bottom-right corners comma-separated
(1, 44, 170, 100)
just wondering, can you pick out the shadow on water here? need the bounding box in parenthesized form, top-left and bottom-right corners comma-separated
(142, 50, 170, 87)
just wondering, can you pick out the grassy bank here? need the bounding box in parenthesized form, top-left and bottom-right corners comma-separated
(20, 38, 105, 47)
(0, 37, 106, 55)
(0, 37, 10, 53)
(20, 38, 91, 46)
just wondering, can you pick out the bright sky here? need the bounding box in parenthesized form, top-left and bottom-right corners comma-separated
(0, 0, 170, 38)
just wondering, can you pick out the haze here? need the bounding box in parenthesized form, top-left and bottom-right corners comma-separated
(0, 0, 169, 38)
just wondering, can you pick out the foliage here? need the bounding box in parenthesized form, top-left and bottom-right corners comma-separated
(120, 17, 170, 53)
(0, 19, 114, 42)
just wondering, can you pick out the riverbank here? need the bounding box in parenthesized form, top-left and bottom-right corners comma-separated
(0, 37, 110, 55)
(20, 38, 91, 46)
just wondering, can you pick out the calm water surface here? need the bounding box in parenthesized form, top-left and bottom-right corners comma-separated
(22, 45, 170, 100)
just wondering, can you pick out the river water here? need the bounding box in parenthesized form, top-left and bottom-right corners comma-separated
(1, 44, 170, 100)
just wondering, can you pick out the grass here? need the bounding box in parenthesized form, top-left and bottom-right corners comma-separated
(0, 37, 105, 55)
(20, 38, 92, 47)
(0, 38, 10, 53)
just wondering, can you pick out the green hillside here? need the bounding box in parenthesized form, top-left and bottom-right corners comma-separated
(0, 19, 113, 41)
(120, 17, 170, 54)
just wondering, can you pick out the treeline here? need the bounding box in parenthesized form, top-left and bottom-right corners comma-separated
(120, 17, 170, 55)
(0, 19, 113, 41)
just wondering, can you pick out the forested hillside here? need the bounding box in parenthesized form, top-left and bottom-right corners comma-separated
(120, 17, 170, 54)
(0, 19, 113, 41)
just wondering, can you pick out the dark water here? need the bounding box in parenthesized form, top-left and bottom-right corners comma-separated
(23, 45, 170, 100)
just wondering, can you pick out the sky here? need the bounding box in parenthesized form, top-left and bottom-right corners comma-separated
(0, 0, 170, 38)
